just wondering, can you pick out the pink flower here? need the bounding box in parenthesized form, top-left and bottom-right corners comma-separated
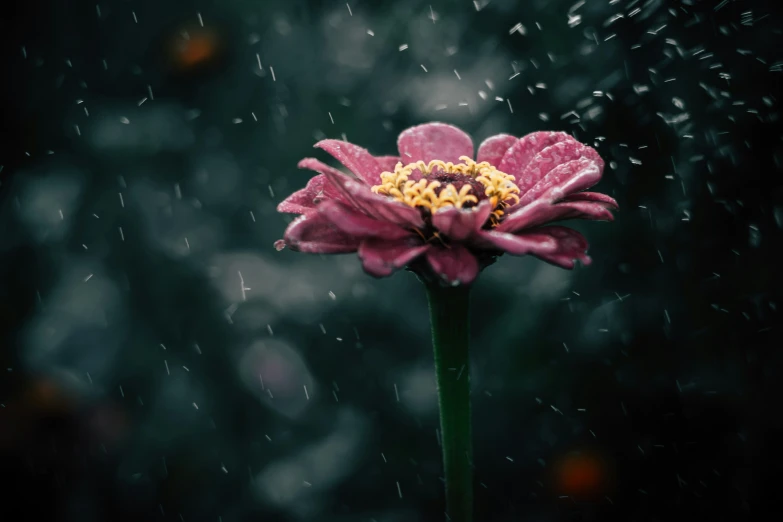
(275, 123, 617, 285)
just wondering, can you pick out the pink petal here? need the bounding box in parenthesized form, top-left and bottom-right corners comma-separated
(277, 174, 326, 215)
(497, 199, 614, 233)
(318, 200, 413, 240)
(477, 226, 591, 269)
(299, 158, 425, 229)
(498, 131, 573, 188)
(476, 229, 559, 256)
(517, 155, 603, 208)
(425, 244, 480, 285)
(281, 214, 360, 254)
(431, 200, 493, 241)
(476, 134, 517, 165)
(374, 155, 402, 173)
(298, 158, 353, 203)
(358, 238, 430, 278)
(397, 122, 473, 164)
(561, 191, 618, 209)
(314, 139, 383, 185)
(341, 177, 426, 229)
(521, 226, 592, 269)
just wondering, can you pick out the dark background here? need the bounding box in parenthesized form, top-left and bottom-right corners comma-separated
(1, 0, 782, 520)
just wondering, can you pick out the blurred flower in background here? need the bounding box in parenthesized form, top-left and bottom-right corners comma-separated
(238, 339, 315, 419)
(168, 26, 223, 73)
(550, 448, 614, 501)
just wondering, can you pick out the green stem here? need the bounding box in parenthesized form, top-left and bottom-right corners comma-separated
(425, 283, 473, 522)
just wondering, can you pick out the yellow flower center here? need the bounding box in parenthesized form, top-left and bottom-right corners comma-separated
(371, 156, 521, 224)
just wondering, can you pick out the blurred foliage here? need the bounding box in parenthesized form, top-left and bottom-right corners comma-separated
(1, 0, 783, 520)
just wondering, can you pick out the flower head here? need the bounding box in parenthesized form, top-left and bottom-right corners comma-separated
(275, 123, 617, 285)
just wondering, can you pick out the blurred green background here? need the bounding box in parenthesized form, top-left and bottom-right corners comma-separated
(1, 0, 782, 520)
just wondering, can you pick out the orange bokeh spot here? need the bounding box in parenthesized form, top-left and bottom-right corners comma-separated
(170, 29, 219, 70)
(23, 378, 73, 414)
(552, 451, 610, 499)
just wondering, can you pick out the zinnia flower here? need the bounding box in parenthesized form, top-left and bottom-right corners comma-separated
(275, 122, 617, 285)
(273, 122, 618, 521)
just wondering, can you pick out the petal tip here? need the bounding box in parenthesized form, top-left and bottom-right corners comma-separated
(312, 138, 340, 148)
(397, 122, 474, 163)
(297, 157, 314, 168)
(425, 245, 479, 286)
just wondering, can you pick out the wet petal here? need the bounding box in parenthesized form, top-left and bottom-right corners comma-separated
(300, 158, 425, 229)
(497, 199, 615, 233)
(478, 226, 590, 269)
(374, 155, 402, 173)
(432, 200, 493, 241)
(397, 122, 473, 164)
(476, 134, 517, 165)
(281, 214, 360, 254)
(341, 178, 426, 229)
(517, 155, 603, 207)
(498, 131, 573, 188)
(425, 245, 480, 285)
(358, 238, 429, 277)
(521, 226, 591, 269)
(297, 158, 353, 204)
(561, 191, 618, 209)
(314, 139, 383, 185)
(276, 174, 326, 215)
(476, 229, 558, 256)
(318, 200, 413, 240)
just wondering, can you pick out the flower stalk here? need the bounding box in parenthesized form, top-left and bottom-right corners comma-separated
(426, 282, 473, 522)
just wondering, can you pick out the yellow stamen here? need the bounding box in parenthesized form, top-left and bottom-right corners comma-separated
(371, 156, 520, 224)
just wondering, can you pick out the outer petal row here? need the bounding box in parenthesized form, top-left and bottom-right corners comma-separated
(279, 214, 360, 254)
(298, 158, 424, 229)
(314, 139, 383, 186)
(516, 145, 604, 207)
(317, 200, 412, 239)
(488, 131, 608, 208)
(498, 131, 573, 191)
(426, 245, 479, 285)
(478, 226, 591, 269)
(497, 198, 615, 233)
(276, 174, 326, 215)
(358, 238, 429, 278)
(357, 238, 480, 285)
